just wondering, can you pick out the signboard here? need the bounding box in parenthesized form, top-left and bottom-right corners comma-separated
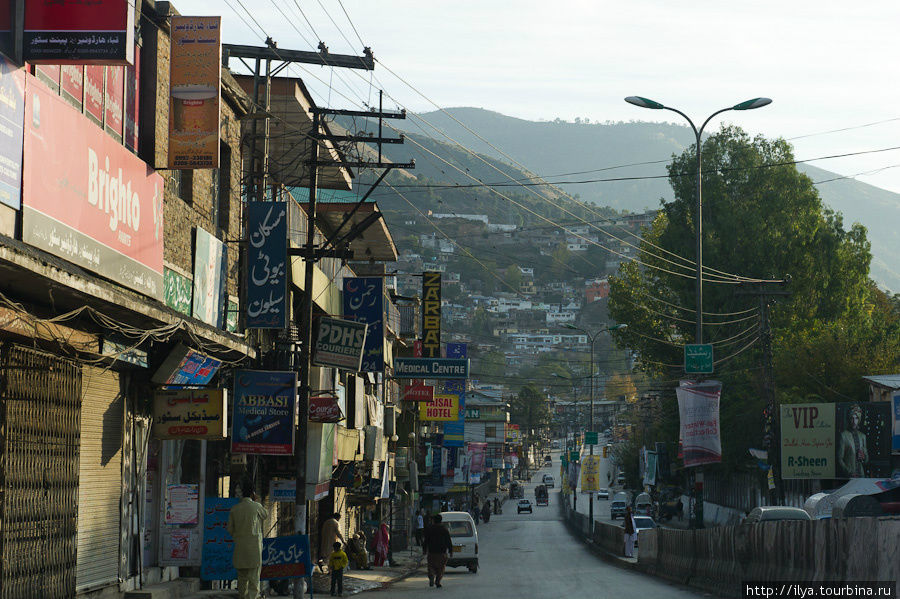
(246, 201, 287, 328)
(580, 455, 600, 492)
(676, 380, 722, 467)
(22, 76, 165, 299)
(83, 65, 104, 124)
(308, 393, 343, 423)
(151, 344, 222, 387)
(165, 484, 199, 525)
(467, 442, 486, 474)
(446, 342, 467, 359)
(153, 389, 227, 439)
(835, 402, 891, 478)
(169, 16, 221, 169)
(231, 370, 297, 455)
(684, 344, 714, 374)
(0, 56, 24, 210)
(394, 358, 469, 379)
(585, 431, 598, 445)
(202, 498, 314, 581)
(104, 65, 124, 138)
(269, 479, 296, 502)
(892, 393, 900, 452)
(402, 384, 433, 402)
(780, 403, 836, 479)
(343, 277, 384, 372)
(192, 227, 227, 328)
(313, 317, 367, 370)
(24, 0, 135, 64)
(421, 271, 442, 358)
(569, 451, 579, 462)
(506, 424, 521, 443)
(164, 267, 193, 315)
(464, 407, 480, 419)
(441, 380, 465, 448)
(643, 451, 658, 487)
(60, 65, 84, 111)
(419, 393, 459, 421)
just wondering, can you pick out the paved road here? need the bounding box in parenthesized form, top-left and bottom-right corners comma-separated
(373, 457, 705, 599)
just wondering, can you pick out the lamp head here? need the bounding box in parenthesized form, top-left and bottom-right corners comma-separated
(732, 97, 772, 111)
(625, 96, 665, 110)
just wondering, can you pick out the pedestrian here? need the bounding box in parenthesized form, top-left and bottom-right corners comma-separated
(319, 512, 345, 566)
(226, 481, 268, 599)
(481, 502, 491, 524)
(328, 541, 348, 596)
(415, 509, 426, 546)
(347, 530, 370, 570)
(373, 522, 389, 566)
(472, 502, 481, 524)
(623, 506, 637, 558)
(422, 514, 453, 588)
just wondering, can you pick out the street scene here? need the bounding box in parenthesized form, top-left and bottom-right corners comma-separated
(0, 2, 899, 599)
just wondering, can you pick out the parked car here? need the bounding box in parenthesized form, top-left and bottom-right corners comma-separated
(517, 499, 533, 514)
(632, 516, 657, 547)
(597, 488, 610, 500)
(743, 506, 811, 524)
(610, 491, 629, 519)
(440, 511, 479, 573)
(634, 492, 653, 516)
(542, 474, 555, 488)
(616, 472, 626, 486)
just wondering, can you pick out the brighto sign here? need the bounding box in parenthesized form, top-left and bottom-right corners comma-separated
(87, 147, 141, 235)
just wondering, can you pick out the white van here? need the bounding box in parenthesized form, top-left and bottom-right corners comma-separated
(440, 511, 479, 573)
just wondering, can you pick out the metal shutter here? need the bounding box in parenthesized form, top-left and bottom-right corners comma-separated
(76, 366, 123, 592)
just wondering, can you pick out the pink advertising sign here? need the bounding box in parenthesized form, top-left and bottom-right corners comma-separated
(22, 75, 164, 299)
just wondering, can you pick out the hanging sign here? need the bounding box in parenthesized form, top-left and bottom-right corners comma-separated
(313, 317, 367, 370)
(419, 393, 459, 421)
(152, 389, 227, 439)
(231, 370, 297, 455)
(24, 0, 136, 65)
(676, 380, 722, 467)
(309, 393, 343, 423)
(402, 384, 433, 402)
(421, 271, 441, 358)
(246, 201, 288, 328)
(343, 277, 384, 371)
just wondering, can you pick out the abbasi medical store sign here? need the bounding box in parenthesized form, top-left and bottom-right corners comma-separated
(394, 358, 469, 379)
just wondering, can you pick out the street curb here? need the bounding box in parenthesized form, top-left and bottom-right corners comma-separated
(358, 555, 426, 594)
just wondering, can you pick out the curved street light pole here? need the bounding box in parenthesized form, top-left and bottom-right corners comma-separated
(623, 97, 771, 344)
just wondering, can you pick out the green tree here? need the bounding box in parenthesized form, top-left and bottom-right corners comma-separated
(504, 264, 523, 290)
(509, 384, 552, 433)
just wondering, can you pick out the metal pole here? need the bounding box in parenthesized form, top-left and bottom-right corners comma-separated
(588, 332, 594, 536)
(694, 131, 702, 344)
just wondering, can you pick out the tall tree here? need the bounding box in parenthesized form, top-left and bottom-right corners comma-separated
(509, 384, 552, 434)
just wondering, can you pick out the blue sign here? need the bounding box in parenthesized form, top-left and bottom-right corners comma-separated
(431, 433, 443, 485)
(446, 343, 467, 359)
(155, 346, 222, 386)
(231, 370, 296, 455)
(0, 56, 24, 210)
(202, 498, 313, 581)
(441, 379, 465, 448)
(343, 277, 384, 372)
(247, 202, 287, 329)
(394, 358, 469, 379)
(893, 394, 900, 451)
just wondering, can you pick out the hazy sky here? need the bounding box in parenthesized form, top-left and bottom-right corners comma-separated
(177, 1, 900, 193)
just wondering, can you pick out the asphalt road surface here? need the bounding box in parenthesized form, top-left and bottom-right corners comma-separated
(375, 456, 706, 599)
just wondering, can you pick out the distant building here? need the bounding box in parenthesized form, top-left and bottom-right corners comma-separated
(431, 213, 489, 224)
(586, 279, 610, 302)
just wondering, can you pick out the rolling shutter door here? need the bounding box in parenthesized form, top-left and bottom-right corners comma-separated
(76, 366, 123, 592)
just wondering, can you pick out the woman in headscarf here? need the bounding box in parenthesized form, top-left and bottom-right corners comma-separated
(373, 523, 390, 566)
(623, 506, 637, 557)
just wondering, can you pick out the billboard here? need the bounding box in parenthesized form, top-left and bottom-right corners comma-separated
(343, 277, 384, 372)
(192, 227, 227, 328)
(104, 65, 124, 138)
(246, 201, 287, 328)
(421, 271, 441, 358)
(231, 370, 297, 455)
(580, 455, 601, 492)
(313, 317, 366, 371)
(169, 16, 221, 169)
(0, 56, 24, 210)
(393, 358, 469, 379)
(780, 402, 892, 479)
(152, 389, 227, 439)
(24, 0, 135, 64)
(22, 75, 164, 299)
(676, 380, 722, 467)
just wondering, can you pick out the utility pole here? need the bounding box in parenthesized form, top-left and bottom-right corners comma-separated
(736, 280, 790, 505)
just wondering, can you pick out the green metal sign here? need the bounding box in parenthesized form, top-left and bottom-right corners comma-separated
(684, 344, 714, 374)
(585, 431, 598, 445)
(569, 451, 579, 462)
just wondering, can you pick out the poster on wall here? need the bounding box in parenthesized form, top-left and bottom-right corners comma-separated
(169, 16, 221, 169)
(60, 65, 84, 111)
(0, 56, 24, 211)
(165, 484, 199, 525)
(164, 268, 193, 315)
(83, 65, 104, 125)
(835, 402, 891, 478)
(676, 380, 722, 468)
(342, 277, 384, 372)
(192, 227, 227, 328)
(24, 0, 135, 64)
(231, 370, 297, 455)
(421, 271, 441, 358)
(246, 201, 287, 328)
(22, 75, 164, 299)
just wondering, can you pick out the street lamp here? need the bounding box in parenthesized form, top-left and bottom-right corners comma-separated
(624, 96, 771, 344)
(562, 322, 627, 536)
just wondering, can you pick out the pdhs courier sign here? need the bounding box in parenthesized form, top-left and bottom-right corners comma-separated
(394, 358, 469, 379)
(313, 317, 367, 371)
(231, 370, 296, 455)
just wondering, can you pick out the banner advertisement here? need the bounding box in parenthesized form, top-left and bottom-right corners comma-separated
(401, 384, 433, 402)
(169, 16, 221, 169)
(0, 56, 24, 210)
(643, 451, 658, 487)
(192, 227, 227, 328)
(246, 201, 287, 328)
(22, 76, 165, 299)
(104, 66, 124, 138)
(892, 393, 900, 452)
(422, 271, 441, 358)
(152, 389, 226, 439)
(780, 403, 836, 479)
(580, 455, 600, 492)
(441, 379, 466, 448)
(24, 0, 135, 64)
(343, 277, 384, 372)
(467, 442, 486, 474)
(676, 380, 722, 467)
(164, 267, 193, 315)
(60, 65, 84, 111)
(313, 317, 367, 370)
(419, 393, 459, 421)
(165, 484, 199, 525)
(231, 370, 297, 455)
(201, 498, 314, 581)
(506, 423, 521, 443)
(84, 65, 104, 124)
(835, 402, 891, 478)
(151, 344, 221, 386)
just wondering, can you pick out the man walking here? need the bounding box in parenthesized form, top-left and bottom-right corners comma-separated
(414, 509, 425, 546)
(319, 512, 345, 566)
(227, 481, 268, 599)
(422, 514, 453, 588)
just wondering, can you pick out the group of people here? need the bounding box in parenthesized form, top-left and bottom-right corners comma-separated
(319, 512, 392, 596)
(471, 499, 494, 524)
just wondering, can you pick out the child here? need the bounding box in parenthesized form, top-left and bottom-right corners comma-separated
(328, 541, 349, 597)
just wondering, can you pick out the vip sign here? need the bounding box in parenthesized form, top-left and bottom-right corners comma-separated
(421, 271, 441, 358)
(419, 393, 459, 421)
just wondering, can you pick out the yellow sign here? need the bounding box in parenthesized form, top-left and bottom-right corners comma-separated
(169, 16, 221, 169)
(419, 393, 459, 421)
(580, 455, 601, 492)
(153, 389, 227, 439)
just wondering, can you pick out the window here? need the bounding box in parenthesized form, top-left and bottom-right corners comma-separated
(485, 426, 496, 439)
(443, 521, 473, 537)
(178, 170, 193, 204)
